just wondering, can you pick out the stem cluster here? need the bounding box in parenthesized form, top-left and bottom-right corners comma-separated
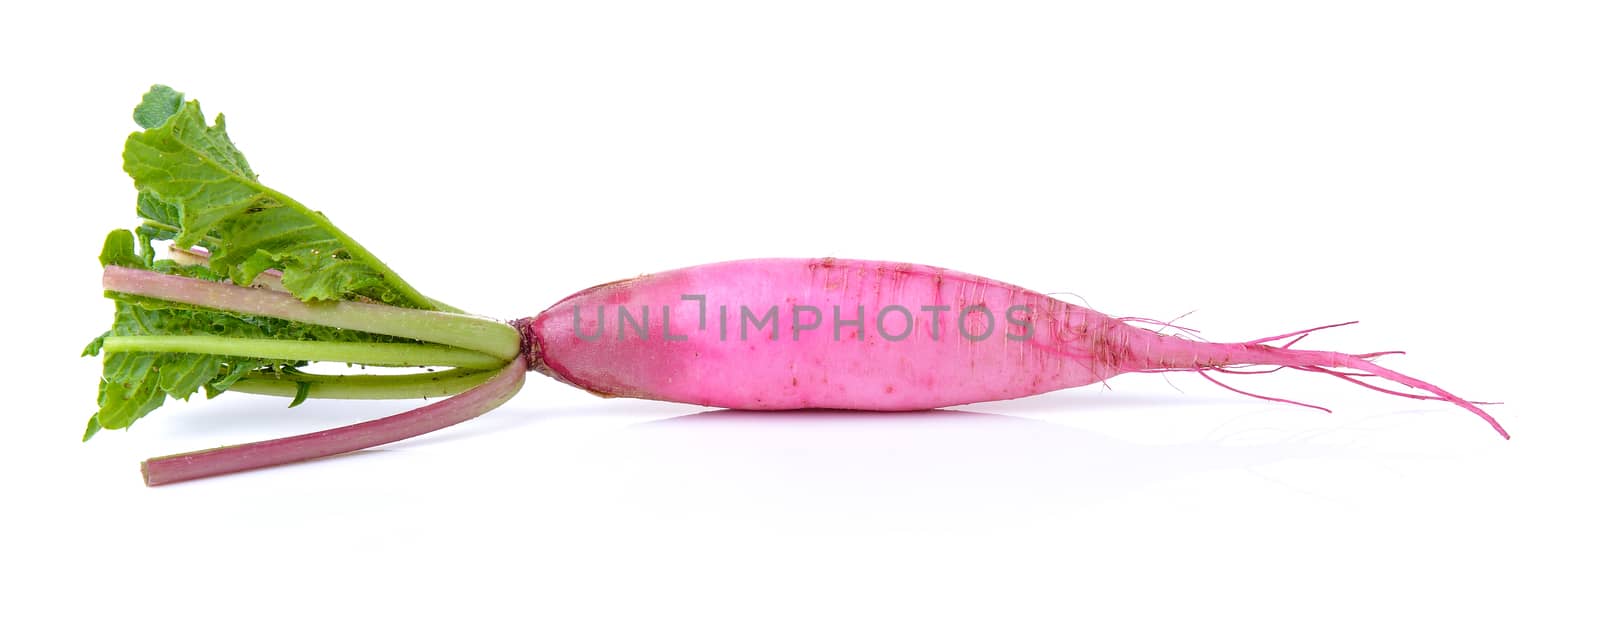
(102, 265, 528, 484)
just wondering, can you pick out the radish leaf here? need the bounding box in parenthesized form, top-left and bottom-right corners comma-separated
(122, 85, 441, 309)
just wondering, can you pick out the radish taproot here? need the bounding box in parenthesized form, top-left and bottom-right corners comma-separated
(523, 258, 1498, 426)
(89, 86, 1504, 486)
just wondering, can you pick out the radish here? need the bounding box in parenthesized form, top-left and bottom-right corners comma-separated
(90, 86, 1504, 486)
(524, 258, 1497, 421)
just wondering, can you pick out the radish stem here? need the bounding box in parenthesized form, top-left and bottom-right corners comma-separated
(103, 266, 519, 360)
(100, 335, 504, 369)
(228, 367, 498, 400)
(141, 356, 527, 486)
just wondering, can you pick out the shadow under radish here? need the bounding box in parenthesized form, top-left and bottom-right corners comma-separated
(141, 390, 1373, 501)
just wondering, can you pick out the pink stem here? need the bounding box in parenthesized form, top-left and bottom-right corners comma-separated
(168, 246, 287, 292)
(102, 266, 517, 359)
(104, 266, 381, 330)
(142, 357, 527, 486)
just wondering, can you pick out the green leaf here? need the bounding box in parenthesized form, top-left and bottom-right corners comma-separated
(122, 86, 440, 309)
(205, 363, 254, 399)
(132, 85, 184, 130)
(288, 382, 312, 408)
(99, 229, 141, 268)
(135, 191, 183, 241)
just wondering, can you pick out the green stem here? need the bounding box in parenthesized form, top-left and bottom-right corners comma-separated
(229, 367, 499, 400)
(100, 335, 504, 369)
(103, 266, 521, 361)
(141, 219, 189, 237)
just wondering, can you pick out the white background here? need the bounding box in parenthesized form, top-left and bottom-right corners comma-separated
(3, 1, 1595, 635)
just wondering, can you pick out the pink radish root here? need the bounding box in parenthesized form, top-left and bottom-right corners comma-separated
(1130, 323, 1507, 439)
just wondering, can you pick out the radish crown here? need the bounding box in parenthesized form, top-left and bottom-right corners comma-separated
(84, 86, 524, 468)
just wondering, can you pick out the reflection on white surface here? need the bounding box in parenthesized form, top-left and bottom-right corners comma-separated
(611, 408, 1346, 529)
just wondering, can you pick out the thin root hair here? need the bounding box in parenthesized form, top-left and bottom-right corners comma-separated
(1246, 320, 1360, 345)
(1196, 369, 1333, 413)
(1119, 311, 1204, 338)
